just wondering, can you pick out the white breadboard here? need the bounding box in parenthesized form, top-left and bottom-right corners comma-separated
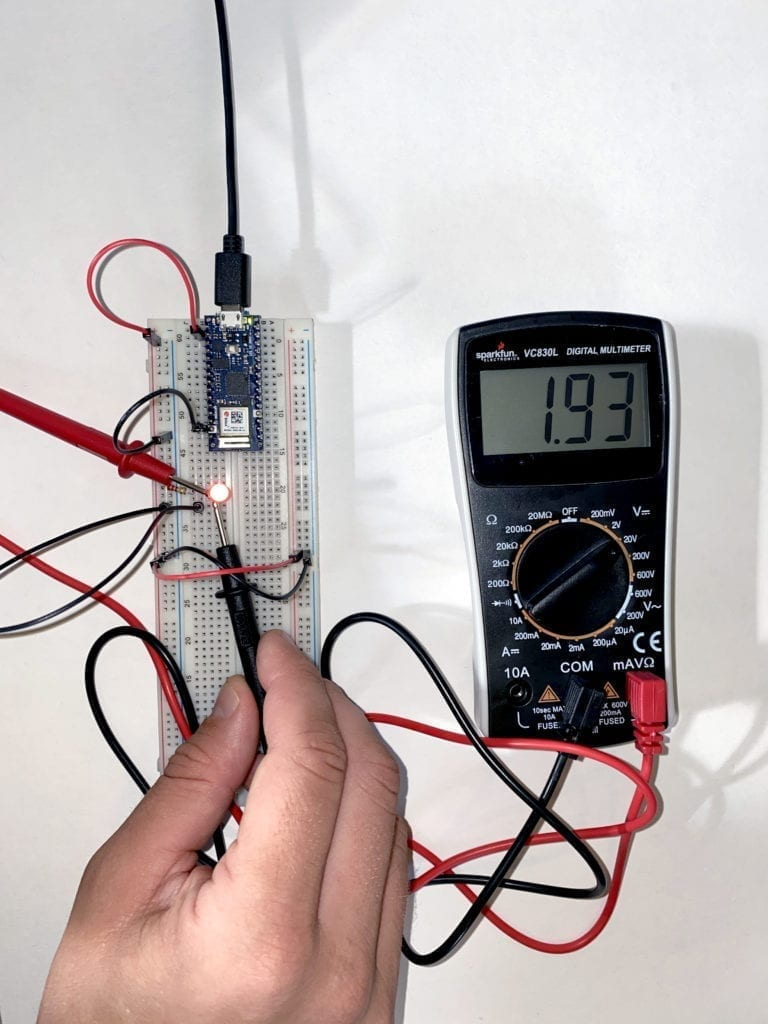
(147, 317, 318, 766)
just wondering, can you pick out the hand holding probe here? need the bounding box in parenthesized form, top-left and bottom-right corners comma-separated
(211, 500, 267, 752)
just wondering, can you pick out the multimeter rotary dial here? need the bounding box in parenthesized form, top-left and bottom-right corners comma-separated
(511, 519, 634, 640)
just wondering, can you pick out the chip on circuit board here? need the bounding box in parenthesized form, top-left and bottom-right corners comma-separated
(205, 313, 263, 450)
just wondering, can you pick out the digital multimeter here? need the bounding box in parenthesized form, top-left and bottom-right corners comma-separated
(447, 311, 678, 748)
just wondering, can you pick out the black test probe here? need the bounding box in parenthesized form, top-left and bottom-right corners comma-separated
(211, 500, 267, 751)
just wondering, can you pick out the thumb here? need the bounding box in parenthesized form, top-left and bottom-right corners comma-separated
(97, 674, 260, 904)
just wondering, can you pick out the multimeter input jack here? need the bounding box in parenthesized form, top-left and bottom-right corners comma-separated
(507, 681, 533, 707)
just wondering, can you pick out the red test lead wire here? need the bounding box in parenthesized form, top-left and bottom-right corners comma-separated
(368, 681, 666, 954)
(406, 752, 655, 955)
(0, 532, 191, 739)
(366, 717, 659, 863)
(0, 531, 242, 825)
(3, 524, 665, 950)
(627, 670, 668, 755)
(0, 387, 202, 494)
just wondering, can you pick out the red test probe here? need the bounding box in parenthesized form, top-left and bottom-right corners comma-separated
(0, 387, 205, 496)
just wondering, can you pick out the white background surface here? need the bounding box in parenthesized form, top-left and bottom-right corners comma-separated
(1, 1, 767, 1021)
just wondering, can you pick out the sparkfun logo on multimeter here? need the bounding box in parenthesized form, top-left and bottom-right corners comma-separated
(475, 348, 520, 362)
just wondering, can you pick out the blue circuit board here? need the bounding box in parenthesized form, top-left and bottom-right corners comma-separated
(205, 313, 263, 450)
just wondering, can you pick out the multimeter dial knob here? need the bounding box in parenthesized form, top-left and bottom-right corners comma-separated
(511, 519, 633, 640)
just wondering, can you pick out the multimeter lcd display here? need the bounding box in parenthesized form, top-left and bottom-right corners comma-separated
(480, 363, 650, 456)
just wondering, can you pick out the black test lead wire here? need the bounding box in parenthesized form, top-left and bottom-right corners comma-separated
(85, 625, 227, 867)
(0, 506, 197, 634)
(320, 613, 610, 964)
(209, 501, 267, 751)
(0, 505, 187, 577)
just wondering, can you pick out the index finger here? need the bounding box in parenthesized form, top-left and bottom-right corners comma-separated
(226, 631, 346, 927)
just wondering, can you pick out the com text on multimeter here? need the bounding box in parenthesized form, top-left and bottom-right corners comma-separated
(447, 311, 678, 747)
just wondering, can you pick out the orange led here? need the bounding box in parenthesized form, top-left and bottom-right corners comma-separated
(207, 482, 231, 504)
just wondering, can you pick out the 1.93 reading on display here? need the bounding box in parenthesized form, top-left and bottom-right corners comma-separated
(480, 363, 650, 456)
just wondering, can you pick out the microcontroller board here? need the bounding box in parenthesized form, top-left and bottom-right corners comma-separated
(205, 312, 263, 450)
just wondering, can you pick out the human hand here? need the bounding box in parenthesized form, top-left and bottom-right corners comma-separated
(39, 630, 409, 1023)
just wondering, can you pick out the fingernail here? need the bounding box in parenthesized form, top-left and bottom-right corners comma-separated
(213, 677, 241, 718)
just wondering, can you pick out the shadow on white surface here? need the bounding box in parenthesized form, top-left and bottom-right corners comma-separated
(668, 325, 765, 825)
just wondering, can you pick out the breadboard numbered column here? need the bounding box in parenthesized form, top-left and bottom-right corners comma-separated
(148, 317, 319, 766)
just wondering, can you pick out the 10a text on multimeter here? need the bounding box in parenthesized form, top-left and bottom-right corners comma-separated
(447, 311, 678, 747)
